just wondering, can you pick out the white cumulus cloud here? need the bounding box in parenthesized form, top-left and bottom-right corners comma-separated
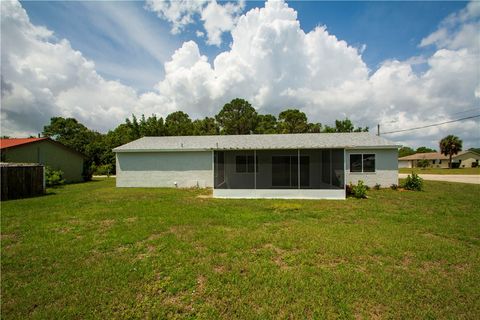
(0, 0, 162, 135)
(146, 0, 244, 46)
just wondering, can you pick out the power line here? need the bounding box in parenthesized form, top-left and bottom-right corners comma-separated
(381, 114, 480, 135)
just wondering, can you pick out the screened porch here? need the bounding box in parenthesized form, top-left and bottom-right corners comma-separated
(213, 149, 345, 192)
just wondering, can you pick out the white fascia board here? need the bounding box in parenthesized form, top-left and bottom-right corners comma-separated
(345, 145, 400, 150)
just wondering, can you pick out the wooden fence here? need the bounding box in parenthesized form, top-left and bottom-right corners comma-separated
(1, 163, 45, 201)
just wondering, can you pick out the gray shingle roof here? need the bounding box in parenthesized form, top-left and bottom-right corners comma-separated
(113, 133, 399, 152)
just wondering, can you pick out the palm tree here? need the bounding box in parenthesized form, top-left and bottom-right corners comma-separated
(439, 135, 463, 168)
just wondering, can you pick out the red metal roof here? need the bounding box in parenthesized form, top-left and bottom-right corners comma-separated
(0, 138, 48, 149)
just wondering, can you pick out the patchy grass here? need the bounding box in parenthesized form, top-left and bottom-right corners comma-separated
(399, 167, 480, 175)
(2, 178, 480, 319)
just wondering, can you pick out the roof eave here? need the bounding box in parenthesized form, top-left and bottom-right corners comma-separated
(114, 145, 400, 152)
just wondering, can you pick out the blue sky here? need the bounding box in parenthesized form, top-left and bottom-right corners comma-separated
(21, 1, 467, 92)
(3, 0, 479, 148)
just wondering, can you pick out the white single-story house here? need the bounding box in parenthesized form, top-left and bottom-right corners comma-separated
(452, 150, 480, 168)
(398, 152, 448, 168)
(399, 150, 480, 168)
(113, 133, 399, 200)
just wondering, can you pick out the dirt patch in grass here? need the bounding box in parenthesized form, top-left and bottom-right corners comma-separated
(196, 275, 206, 294)
(1, 233, 18, 241)
(419, 261, 446, 275)
(354, 303, 386, 320)
(147, 233, 164, 241)
(115, 245, 129, 253)
(54, 227, 71, 234)
(269, 203, 303, 212)
(85, 249, 105, 265)
(132, 275, 195, 315)
(317, 256, 348, 268)
(401, 252, 414, 268)
(213, 265, 226, 274)
(168, 225, 196, 241)
(263, 243, 301, 270)
(99, 219, 115, 231)
(124, 217, 138, 224)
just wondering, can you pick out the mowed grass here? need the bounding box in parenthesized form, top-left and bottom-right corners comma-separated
(2, 179, 480, 319)
(399, 167, 480, 175)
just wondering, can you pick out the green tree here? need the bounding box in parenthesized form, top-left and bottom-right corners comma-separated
(417, 159, 430, 169)
(141, 114, 165, 136)
(125, 115, 141, 140)
(335, 118, 354, 132)
(165, 111, 194, 136)
(307, 122, 322, 133)
(101, 124, 135, 173)
(216, 99, 258, 134)
(334, 118, 368, 132)
(439, 135, 463, 168)
(277, 109, 308, 133)
(42, 117, 101, 180)
(322, 125, 336, 133)
(399, 146, 415, 158)
(42, 117, 96, 154)
(192, 117, 219, 135)
(416, 146, 436, 153)
(255, 114, 277, 134)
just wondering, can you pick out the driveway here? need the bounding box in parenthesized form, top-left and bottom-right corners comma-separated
(398, 174, 480, 184)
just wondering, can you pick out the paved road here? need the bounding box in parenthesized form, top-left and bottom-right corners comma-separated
(399, 174, 480, 184)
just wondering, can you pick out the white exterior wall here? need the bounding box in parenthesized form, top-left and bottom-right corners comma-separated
(345, 148, 398, 187)
(116, 151, 213, 188)
(398, 160, 412, 168)
(453, 152, 480, 168)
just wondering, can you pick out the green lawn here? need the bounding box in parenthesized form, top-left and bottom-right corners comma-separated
(399, 167, 480, 175)
(2, 179, 480, 319)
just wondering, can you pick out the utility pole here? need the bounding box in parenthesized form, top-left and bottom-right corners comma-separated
(377, 124, 380, 136)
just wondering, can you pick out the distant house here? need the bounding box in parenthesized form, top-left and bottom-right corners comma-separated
(398, 152, 448, 168)
(453, 150, 480, 168)
(113, 133, 399, 200)
(0, 138, 86, 182)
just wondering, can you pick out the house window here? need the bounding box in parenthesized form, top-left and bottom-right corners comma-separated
(235, 155, 257, 173)
(350, 154, 362, 172)
(350, 154, 376, 173)
(439, 160, 442, 164)
(363, 154, 375, 172)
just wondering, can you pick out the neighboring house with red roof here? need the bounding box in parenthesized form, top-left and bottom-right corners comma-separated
(0, 138, 86, 182)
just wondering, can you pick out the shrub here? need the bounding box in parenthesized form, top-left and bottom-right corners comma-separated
(417, 159, 430, 169)
(403, 173, 423, 191)
(94, 164, 113, 176)
(349, 180, 368, 199)
(390, 184, 398, 190)
(83, 162, 93, 181)
(374, 183, 381, 190)
(45, 166, 65, 187)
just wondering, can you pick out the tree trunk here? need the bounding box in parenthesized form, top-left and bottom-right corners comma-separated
(449, 154, 452, 169)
